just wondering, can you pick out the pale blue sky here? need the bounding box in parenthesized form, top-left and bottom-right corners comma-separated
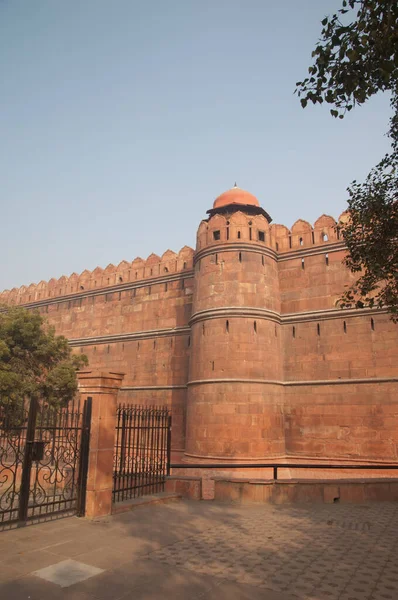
(0, 0, 392, 291)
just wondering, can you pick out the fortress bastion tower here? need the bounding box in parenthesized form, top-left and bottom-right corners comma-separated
(185, 185, 285, 463)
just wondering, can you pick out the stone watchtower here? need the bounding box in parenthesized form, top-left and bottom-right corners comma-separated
(185, 185, 285, 463)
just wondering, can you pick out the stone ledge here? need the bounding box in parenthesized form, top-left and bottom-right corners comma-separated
(111, 492, 182, 514)
(213, 478, 398, 504)
(165, 476, 202, 500)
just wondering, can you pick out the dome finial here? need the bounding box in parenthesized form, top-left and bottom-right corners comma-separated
(234, 182, 237, 188)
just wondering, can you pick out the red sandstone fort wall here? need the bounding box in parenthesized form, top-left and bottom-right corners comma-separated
(1, 209, 397, 465)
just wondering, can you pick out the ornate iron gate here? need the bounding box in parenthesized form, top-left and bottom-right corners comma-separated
(113, 405, 171, 503)
(0, 396, 91, 525)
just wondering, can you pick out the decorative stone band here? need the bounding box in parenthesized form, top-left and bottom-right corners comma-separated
(278, 241, 345, 261)
(190, 306, 280, 326)
(67, 306, 387, 347)
(13, 270, 194, 310)
(187, 377, 398, 387)
(283, 305, 388, 323)
(190, 305, 388, 326)
(194, 242, 277, 264)
(69, 325, 191, 347)
(194, 241, 345, 264)
(120, 385, 187, 391)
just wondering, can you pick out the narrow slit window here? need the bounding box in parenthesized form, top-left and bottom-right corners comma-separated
(254, 321, 257, 333)
(249, 227, 252, 240)
(276, 242, 279, 251)
(213, 230, 221, 241)
(187, 336, 191, 347)
(301, 258, 305, 270)
(202, 323, 205, 335)
(258, 231, 265, 242)
(275, 325, 277, 337)
(312, 231, 315, 244)
(135, 272, 138, 279)
(107, 345, 110, 353)
(183, 262, 187, 269)
(325, 253, 329, 266)
(150, 268, 153, 276)
(343, 321, 347, 333)
(165, 283, 168, 292)
(226, 320, 229, 333)
(317, 323, 320, 336)
(237, 231, 241, 239)
(215, 254, 218, 264)
(292, 326, 296, 338)
(289, 235, 292, 248)
(118, 291, 122, 300)
(262, 255, 265, 266)
(153, 340, 156, 349)
(371, 318, 375, 331)
(181, 278, 185, 289)
(148, 286, 151, 295)
(137, 342, 140, 350)
(212, 361, 215, 371)
(239, 252, 242, 262)
(226, 226, 229, 240)
(299, 237, 303, 246)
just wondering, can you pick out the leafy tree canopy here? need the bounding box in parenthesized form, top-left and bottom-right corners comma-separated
(296, 0, 398, 321)
(0, 306, 88, 407)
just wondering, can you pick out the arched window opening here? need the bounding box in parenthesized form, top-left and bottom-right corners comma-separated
(299, 237, 303, 246)
(322, 232, 329, 242)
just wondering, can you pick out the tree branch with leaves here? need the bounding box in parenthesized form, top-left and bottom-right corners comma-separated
(296, 0, 398, 321)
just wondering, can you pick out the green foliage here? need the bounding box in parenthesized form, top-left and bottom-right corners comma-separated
(295, 0, 398, 116)
(0, 306, 88, 408)
(296, 1, 398, 320)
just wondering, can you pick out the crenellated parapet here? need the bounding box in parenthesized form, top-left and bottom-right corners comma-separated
(0, 246, 195, 306)
(197, 210, 349, 252)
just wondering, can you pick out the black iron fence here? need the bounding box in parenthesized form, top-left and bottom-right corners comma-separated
(0, 396, 91, 525)
(113, 404, 171, 503)
(170, 463, 398, 480)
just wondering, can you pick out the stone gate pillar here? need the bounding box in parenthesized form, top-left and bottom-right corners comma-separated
(77, 370, 124, 518)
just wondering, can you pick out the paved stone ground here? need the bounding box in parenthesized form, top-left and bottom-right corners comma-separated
(1, 500, 398, 599)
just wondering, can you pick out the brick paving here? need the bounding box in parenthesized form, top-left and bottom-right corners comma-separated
(1, 500, 398, 599)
